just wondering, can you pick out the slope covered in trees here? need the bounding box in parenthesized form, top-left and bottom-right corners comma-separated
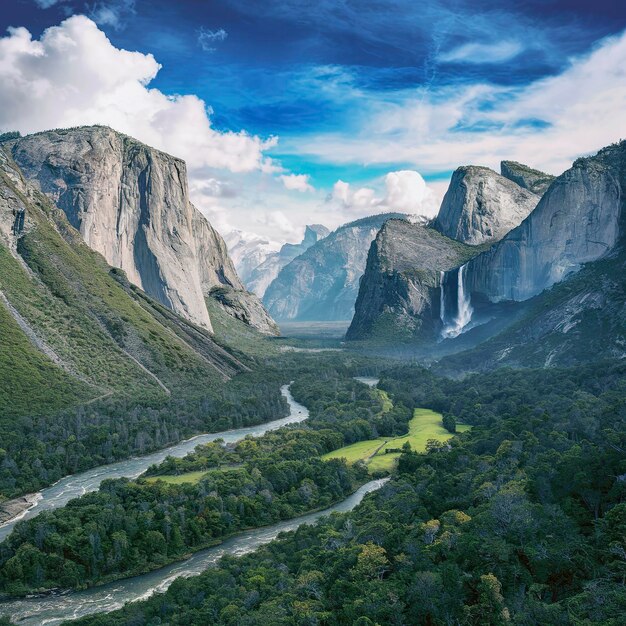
(70, 360, 626, 625)
(0, 368, 406, 594)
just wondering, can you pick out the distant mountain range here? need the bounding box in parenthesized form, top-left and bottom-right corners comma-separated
(3, 124, 623, 382)
(346, 142, 626, 370)
(228, 224, 329, 298)
(262, 213, 408, 322)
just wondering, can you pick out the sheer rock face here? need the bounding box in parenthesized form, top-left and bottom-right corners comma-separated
(244, 224, 330, 298)
(468, 142, 625, 303)
(433, 166, 539, 245)
(263, 214, 405, 321)
(6, 126, 277, 334)
(500, 161, 556, 196)
(346, 220, 478, 341)
(193, 215, 279, 335)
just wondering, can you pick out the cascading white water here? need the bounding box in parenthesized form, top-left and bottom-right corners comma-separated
(456, 263, 473, 329)
(439, 270, 445, 324)
(441, 263, 473, 339)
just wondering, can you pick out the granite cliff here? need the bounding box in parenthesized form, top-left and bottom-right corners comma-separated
(433, 165, 539, 245)
(467, 142, 624, 303)
(0, 139, 250, 413)
(347, 143, 625, 368)
(346, 220, 479, 342)
(5, 126, 277, 335)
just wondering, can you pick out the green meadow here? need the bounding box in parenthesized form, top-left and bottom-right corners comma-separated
(322, 408, 471, 472)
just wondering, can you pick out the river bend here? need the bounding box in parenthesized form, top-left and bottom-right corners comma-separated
(0, 385, 307, 543)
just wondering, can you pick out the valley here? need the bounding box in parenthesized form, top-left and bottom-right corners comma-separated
(0, 118, 624, 626)
(0, 479, 389, 626)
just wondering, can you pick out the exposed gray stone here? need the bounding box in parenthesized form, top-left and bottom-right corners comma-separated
(346, 220, 479, 341)
(468, 142, 625, 302)
(434, 166, 539, 245)
(6, 126, 276, 335)
(209, 286, 280, 335)
(263, 213, 405, 321)
(500, 161, 556, 196)
(243, 224, 330, 297)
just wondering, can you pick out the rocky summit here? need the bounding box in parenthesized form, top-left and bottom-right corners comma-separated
(241, 224, 330, 298)
(433, 165, 539, 245)
(346, 220, 480, 342)
(500, 160, 556, 196)
(467, 141, 625, 303)
(347, 142, 626, 367)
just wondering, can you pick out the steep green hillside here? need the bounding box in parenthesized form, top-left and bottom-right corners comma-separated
(0, 148, 284, 498)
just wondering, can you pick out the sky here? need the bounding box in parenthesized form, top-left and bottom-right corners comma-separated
(1, 0, 626, 244)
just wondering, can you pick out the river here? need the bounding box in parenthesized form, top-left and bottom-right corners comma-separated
(0, 385, 308, 543)
(0, 479, 388, 625)
(354, 376, 380, 387)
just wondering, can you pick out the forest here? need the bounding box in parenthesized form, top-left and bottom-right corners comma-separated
(64, 359, 626, 625)
(0, 368, 289, 499)
(0, 366, 403, 594)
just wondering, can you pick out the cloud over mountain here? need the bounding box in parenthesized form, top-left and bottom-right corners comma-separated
(0, 16, 275, 174)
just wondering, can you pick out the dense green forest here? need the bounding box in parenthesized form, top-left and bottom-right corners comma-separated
(69, 360, 626, 625)
(0, 368, 289, 499)
(0, 368, 402, 594)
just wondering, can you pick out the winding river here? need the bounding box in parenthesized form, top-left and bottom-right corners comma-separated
(0, 481, 388, 624)
(0, 385, 308, 543)
(0, 382, 391, 623)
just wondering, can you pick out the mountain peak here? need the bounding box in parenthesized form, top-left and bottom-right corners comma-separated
(434, 166, 539, 245)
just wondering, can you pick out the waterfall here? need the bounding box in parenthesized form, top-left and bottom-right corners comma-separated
(439, 270, 445, 325)
(441, 263, 473, 339)
(456, 263, 473, 330)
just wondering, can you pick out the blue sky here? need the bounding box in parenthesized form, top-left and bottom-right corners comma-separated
(1, 0, 626, 241)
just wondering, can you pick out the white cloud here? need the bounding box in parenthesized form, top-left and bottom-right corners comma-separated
(197, 27, 228, 52)
(330, 170, 439, 218)
(332, 180, 377, 209)
(0, 16, 276, 174)
(439, 40, 523, 64)
(383, 170, 438, 216)
(34, 0, 63, 7)
(280, 173, 314, 193)
(294, 29, 626, 177)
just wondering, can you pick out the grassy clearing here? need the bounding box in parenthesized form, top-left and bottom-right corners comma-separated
(144, 471, 210, 485)
(322, 408, 471, 473)
(143, 466, 243, 485)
